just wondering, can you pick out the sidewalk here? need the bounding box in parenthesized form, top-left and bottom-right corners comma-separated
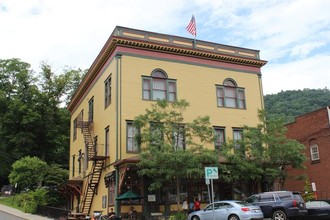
(0, 203, 54, 220)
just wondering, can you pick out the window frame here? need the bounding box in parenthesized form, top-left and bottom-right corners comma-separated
(216, 79, 246, 109)
(142, 69, 177, 102)
(88, 97, 94, 122)
(105, 126, 109, 157)
(310, 144, 320, 161)
(150, 122, 164, 148)
(214, 127, 225, 151)
(172, 124, 186, 150)
(126, 121, 140, 153)
(233, 128, 243, 151)
(73, 118, 77, 141)
(104, 74, 112, 108)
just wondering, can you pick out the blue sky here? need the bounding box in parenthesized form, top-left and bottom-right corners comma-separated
(1, 0, 329, 95)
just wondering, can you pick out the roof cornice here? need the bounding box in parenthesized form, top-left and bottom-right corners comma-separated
(68, 26, 267, 112)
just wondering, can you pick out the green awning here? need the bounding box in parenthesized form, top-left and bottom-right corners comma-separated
(116, 191, 142, 200)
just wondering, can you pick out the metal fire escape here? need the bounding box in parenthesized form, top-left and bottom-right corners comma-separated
(77, 121, 107, 215)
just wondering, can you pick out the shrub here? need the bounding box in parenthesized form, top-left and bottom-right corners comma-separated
(169, 211, 186, 220)
(16, 188, 49, 213)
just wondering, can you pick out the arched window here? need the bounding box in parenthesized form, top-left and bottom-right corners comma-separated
(142, 69, 176, 101)
(216, 78, 245, 109)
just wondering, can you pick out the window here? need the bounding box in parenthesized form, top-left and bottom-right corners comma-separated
(233, 129, 243, 150)
(310, 144, 320, 161)
(216, 79, 246, 109)
(260, 193, 275, 202)
(104, 75, 112, 108)
(78, 149, 83, 174)
(108, 175, 115, 205)
(94, 136, 98, 155)
(88, 97, 94, 122)
(173, 124, 185, 150)
(72, 154, 75, 177)
(73, 118, 77, 141)
(214, 127, 225, 150)
(78, 110, 84, 134)
(127, 121, 139, 153)
(105, 126, 109, 157)
(150, 122, 164, 147)
(142, 69, 176, 101)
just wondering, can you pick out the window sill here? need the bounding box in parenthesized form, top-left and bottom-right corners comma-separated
(311, 159, 320, 164)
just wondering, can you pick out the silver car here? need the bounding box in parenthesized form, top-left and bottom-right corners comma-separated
(187, 200, 264, 220)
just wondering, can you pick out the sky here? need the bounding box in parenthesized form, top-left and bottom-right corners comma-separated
(1, 0, 330, 95)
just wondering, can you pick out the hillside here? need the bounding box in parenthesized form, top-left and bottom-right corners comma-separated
(264, 88, 330, 123)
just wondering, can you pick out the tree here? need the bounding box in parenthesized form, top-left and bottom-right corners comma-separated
(0, 58, 85, 184)
(264, 88, 330, 123)
(303, 180, 315, 202)
(134, 100, 219, 209)
(221, 110, 306, 195)
(9, 156, 47, 191)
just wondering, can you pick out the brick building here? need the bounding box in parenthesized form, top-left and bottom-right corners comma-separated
(284, 106, 330, 199)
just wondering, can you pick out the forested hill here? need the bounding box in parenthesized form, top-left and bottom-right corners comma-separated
(264, 88, 330, 123)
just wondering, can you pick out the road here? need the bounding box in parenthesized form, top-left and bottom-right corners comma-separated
(0, 210, 25, 220)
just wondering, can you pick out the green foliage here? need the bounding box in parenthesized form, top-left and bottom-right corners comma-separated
(264, 88, 330, 123)
(16, 188, 48, 213)
(221, 110, 306, 194)
(303, 180, 315, 202)
(8, 156, 68, 206)
(134, 100, 218, 206)
(0, 195, 25, 212)
(43, 164, 69, 187)
(169, 211, 186, 220)
(0, 58, 84, 185)
(9, 156, 47, 191)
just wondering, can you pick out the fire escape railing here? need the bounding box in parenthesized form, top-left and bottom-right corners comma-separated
(77, 120, 108, 215)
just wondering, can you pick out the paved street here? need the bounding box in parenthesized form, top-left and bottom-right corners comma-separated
(0, 203, 54, 220)
(0, 210, 26, 220)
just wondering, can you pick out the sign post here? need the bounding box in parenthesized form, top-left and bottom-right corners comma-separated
(205, 167, 218, 220)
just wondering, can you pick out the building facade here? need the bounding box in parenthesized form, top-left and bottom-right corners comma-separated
(64, 26, 267, 217)
(284, 106, 330, 199)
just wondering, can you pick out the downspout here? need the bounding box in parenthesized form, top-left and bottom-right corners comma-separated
(327, 106, 330, 127)
(115, 54, 122, 214)
(119, 55, 123, 160)
(258, 72, 265, 111)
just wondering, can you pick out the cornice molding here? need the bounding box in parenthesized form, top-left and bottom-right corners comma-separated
(68, 27, 267, 112)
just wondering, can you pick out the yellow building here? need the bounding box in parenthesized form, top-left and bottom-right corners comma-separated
(64, 26, 267, 218)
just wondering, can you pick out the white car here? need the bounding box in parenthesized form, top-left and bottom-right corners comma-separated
(187, 200, 264, 220)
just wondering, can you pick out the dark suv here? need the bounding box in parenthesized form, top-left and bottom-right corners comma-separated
(245, 191, 307, 220)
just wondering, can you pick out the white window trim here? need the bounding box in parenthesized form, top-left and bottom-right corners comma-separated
(310, 144, 320, 161)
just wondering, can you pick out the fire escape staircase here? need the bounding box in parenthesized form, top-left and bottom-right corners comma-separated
(77, 121, 107, 216)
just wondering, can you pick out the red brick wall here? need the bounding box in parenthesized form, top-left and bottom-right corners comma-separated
(284, 107, 330, 199)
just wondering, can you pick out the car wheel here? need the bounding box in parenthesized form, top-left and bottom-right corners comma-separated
(228, 214, 240, 220)
(272, 210, 287, 220)
(191, 215, 200, 220)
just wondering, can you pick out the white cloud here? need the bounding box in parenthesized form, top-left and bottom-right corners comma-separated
(263, 54, 330, 94)
(0, 0, 329, 95)
(290, 42, 325, 59)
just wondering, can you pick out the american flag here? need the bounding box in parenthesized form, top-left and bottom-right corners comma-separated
(186, 15, 196, 37)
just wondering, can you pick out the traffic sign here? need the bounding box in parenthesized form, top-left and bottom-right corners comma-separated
(205, 167, 218, 179)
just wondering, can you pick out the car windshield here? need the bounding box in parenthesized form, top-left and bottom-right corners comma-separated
(245, 195, 258, 203)
(306, 201, 330, 208)
(235, 201, 253, 206)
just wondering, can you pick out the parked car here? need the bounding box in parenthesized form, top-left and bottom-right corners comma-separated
(299, 200, 330, 220)
(245, 191, 307, 220)
(187, 200, 264, 220)
(0, 185, 13, 196)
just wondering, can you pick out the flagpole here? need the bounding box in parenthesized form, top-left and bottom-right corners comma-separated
(186, 14, 197, 48)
